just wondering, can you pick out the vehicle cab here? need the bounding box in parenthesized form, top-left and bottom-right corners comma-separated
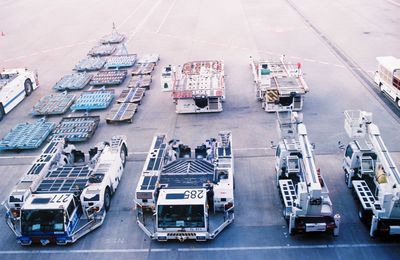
(155, 188, 208, 241)
(18, 193, 81, 246)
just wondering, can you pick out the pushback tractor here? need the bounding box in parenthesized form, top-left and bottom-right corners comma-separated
(4, 136, 128, 245)
(275, 111, 340, 235)
(135, 131, 234, 241)
(342, 110, 400, 237)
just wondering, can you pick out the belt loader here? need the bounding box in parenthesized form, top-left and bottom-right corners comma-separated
(4, 136, 128, 245)
(275, 111, 340, 235)
(135, 131, 234, 241)
(250, 55, 309, 112)
(162, 60, 225, 113)
(342, 110, 400, 237)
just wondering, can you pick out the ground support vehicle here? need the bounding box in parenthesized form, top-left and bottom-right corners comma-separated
(135, 131, 234, 241)
(106, 103, 138, 124)
(90, 70, 127, 86)
(75, 58, 105, 72)
(0, 118, 55, 151)
(53, 73, 91, 91)
(129, 75, 152, 90)
(166, 60, 225, 113)
(275, 111, 340, 235)
(374, 56, 400, 107)
(52, 115, 100, 142)
(70, 89, 114, 111)
(105, 55, 137, 69)
(137, 54, 160, 65)
(4, 135, 128, 245)
(250, 55, 309, 112)
(161, 65, 173, 92)
(0, 68, 39, 120)
(117, 87, 145, 104)
(132, 63, 155, 76)
(342, 110, 400, 237)
(88, 44, 116, 57)
(32, 92, 75, 116)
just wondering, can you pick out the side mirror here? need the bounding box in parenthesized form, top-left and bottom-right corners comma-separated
(338, 141, 345, 150)
(270, 141, 277, 149)
(311, 143, 316, 149)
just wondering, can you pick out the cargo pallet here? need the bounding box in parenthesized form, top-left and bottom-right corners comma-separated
(105, 55, 137, 69)
(106, 103, 138, 124)
(129, 75, 152, 89)
(75, 57, 106, 72)
(32, 92, 76, 116)
(0, 119, 55, 151)
(131, 62, 155, 75)
(100, 26, 125, 44)
(53, 73, 92, 91)
(70, 89, 114, 111)
(117, 87, 145, 104)
(52, 115, 100, 142)
(90, 70, 127, 86)
(137, 54, 160, 65)
(88, 44, 116, 57)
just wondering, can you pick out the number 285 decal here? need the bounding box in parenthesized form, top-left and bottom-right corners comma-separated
(183, 190, 204, 199)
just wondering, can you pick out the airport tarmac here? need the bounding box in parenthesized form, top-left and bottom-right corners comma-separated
(0, 0, 400, 259)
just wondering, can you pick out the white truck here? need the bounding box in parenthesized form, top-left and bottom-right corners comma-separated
(135, 131, 234, 241)
(250, 55, 309, 112)
(162, 60, 225, 113)
(4, 135, 128, 245)
(374, 56, 400, 107)
(342, 110, 400, 237)
(0, 68, 39, 121)
(274, 111, 340, 235)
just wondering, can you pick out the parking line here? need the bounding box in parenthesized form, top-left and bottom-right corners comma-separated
(0, 243, 397, 254)
(155, 0, 177, 33)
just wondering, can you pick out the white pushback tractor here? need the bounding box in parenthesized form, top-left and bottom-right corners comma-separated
(4, 135, 128, 245)
(374, 56, 400, 107)
(274, 111, 340, 235)
(250, 55, 309, 112)
(342, 110, 400, 237)
(135, 131, 234, 241)
(0, 68, 39, 121)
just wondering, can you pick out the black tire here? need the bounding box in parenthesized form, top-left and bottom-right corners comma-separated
(120, 144, 127, 167)
(0, 103, 4, 122)
(104, 187, 111, 212)
(344, 170, 349, 186)
(24, 79, 33, 96)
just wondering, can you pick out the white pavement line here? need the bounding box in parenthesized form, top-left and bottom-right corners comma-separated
(386, 0, 400, 7)
(126, 0, 163, 44)
(333, 64, 345, 68)
(303, 58, 316, 62)
(155, 0, 177, 33)
(0, 243, 397, 254)
(0, 249, 169, 254)
(0, 155, 37, 159)
(117, 0, 148, 29)
(318, 61, 329, 65)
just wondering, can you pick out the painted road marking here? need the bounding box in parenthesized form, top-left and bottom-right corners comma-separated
(117, 0, 147, 30)
(0, 243, 397, 254)
(126, 0, 163, 43)
(155, 0, 177, 33)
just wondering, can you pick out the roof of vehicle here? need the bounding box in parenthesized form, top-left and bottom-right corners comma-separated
(22, 193, 74, 210)
(157, 188, 207, 205)
(377, 56, 400, 72)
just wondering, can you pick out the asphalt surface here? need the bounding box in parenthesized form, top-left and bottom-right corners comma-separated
(1, 0, 400, 259)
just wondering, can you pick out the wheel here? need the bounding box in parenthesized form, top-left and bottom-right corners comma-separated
(344, 171, 349, 186)
(0, 103, 4, 122)
(379, 83, 384, 92)
(24, 79, 33, 96)
(397, 98, 400, 108)
(120, 144, 127, 167)
(104, 187, 111, 212)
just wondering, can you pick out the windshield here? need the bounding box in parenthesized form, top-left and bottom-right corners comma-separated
(21, 209, 64, 234)
(158, 205, 205, 228)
